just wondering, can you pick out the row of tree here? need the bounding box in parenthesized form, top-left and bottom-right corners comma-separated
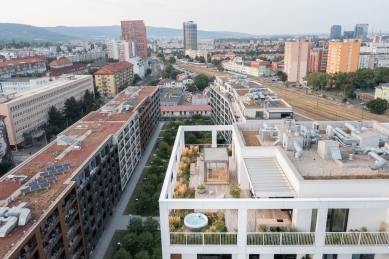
(45, 90, 103, 141)
(304, 67, 389, 91)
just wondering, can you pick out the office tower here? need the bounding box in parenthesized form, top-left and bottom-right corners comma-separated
(284, 39, 311, 83)
(354, 24, 369, 41)
(121, 20, 148, 58)
(343, 30, 355, 39)
(183, 21, 197, 51)
(327, 39, 361, 73)
(329, 25, 342, 40)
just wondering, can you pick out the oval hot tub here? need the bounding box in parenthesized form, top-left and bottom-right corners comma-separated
(184, 213, 208, 232)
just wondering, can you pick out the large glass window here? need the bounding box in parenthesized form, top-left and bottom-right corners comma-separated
(326, 209, 349, 232)
(206, 162, 227, 181)
(310, 209, 318, 232)
(352, 255, 374, 259)
(323, 255, 337, 259)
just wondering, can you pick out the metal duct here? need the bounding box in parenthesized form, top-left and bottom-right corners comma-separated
(273, 139, 281, 146)
(379, 135, 389, 145)
(345, 123, 356, 132)
(293, 140, 304, 158)
(0, 216, 18, 238)
(368, 152, 387, 170)
(362, 147, 384, 155)
(357, 121, 363, 132)
(294, 124, 301, 137)
(333, 127, 359, 146)
(381, 147, 389, 155)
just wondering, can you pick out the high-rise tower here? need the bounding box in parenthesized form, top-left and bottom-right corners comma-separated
(183, 21, 197, 51)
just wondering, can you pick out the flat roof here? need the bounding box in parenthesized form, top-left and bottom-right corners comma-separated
(244, 157, 296, 197)
(0, 86, 158, 257)
(0, 77, 40, 83)
(204, 148, 228, 162)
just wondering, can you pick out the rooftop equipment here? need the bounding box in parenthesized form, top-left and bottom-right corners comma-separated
(333, 127, 359, 146)
(368, 152, 387, 170)
(293, 140, 304, 158)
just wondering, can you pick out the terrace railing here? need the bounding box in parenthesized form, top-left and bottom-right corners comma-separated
(247, 232, 316, 246)
(170, 232, 237, 245)
(325, 232, 389, 246)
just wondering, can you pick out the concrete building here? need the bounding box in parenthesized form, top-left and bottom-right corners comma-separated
(373, 35, 383, 43)
(119, 41, 137, 62)
(210, 76, 292, 143)
(359, 53, 389, 69)
(0, 115, 14, 167)
(49, 58, 72, 69)
(0, 56, 47, 78)
(0, 75, 94, 149)
(158, 79, 185, 90)
(94, 62, 134, 98)
(160, 88, 184, 106)
(329, 25, 342, 40)
(0, 86, 160, 259)
(354, 24, 369, 41)
(63, 50, 107, 63)
(198, 39, 215, 50)
(159, 119, 389, 259)
(327, 39, 361, 74)
(47, 64, 88, 77)
(128, 57, 145, 78)
(183, 21, 198, 51)
(161, 105, 210, 117)
(185, 49, 208, 59)
(308, 48, 328, 73)
(374, 83, 389, 100)
(107, 39, 119, 60)
(121, 20, 148, 58)
(284, 39, 311, 83)
(0, 77, 47, 94)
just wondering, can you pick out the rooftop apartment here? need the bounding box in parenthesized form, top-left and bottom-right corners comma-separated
(0, 85, 160, 259)
(159, 119, 389, 259)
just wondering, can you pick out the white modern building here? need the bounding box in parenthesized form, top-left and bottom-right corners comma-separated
(198, 39, 215, 50)
(359, 53, 389, 69)
(159, 120, 389, 259)
(0, 77, 47, 94)
(0, 75, 94, 149)
(211, 76, 292, 142)
(129, 57, 145, 77)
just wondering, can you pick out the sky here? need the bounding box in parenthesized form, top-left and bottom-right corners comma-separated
(3, 0, 389, 35)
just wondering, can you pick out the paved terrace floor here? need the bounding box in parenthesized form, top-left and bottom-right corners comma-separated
(91, 122, 164, 259)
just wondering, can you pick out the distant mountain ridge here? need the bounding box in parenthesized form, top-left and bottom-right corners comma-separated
(0, 23, 254, 44)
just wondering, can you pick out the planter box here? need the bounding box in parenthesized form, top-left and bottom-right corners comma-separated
(197, 188, 206, 194)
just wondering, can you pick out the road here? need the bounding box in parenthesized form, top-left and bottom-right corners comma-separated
(135, 58, 162, 86)
(175, 62, 389, 122)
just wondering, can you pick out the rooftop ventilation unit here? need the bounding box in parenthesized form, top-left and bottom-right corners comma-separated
(0, 203, 31, 237)
(333, 127, 359, 146)
(293, 139, 304, 158)
(368, 152, 387, 170)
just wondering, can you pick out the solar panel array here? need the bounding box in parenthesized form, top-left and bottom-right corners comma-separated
(269, 100, 280, 105)
(20, 183, 51, 195)
(40, 163, 71, 177)
(28, 177, 57, 187)
(124, 98, 138, 105)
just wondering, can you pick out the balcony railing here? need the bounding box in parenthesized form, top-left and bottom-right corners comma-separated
(325, 232, 389, 246)
(247, 232, 316, 246)
(170, 232, 237, 245)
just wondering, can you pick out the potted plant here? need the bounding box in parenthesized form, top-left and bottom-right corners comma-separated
(197, 183, 206, 194)
(229, 182, 241, 198)
(199, 152, 204, 161)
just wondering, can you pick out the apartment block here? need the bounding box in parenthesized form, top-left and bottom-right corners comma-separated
(159, 119, 389, 259)
(222, 59, 271, 77)
(121, 20, 148, 58)
(309, 48, 328, 73)
(49, 58, 72, 69)
(284, 39, 311, 83)
(210, 76, 292, 142)
(0, 85, 160, 259)
(94, 62, 134, 98)
(0, 56, 47, 78)
(327, 39, 361, 74)
(0, 75, 94, 149)
(359, 53, 389, 69)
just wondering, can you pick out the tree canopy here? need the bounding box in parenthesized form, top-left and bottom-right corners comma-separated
(194, 74, 209, 91)
(366, 98, 388, 114)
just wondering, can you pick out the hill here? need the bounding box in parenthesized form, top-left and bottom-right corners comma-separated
(0, 23, 73, 44)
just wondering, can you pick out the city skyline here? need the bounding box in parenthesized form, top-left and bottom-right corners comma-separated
(3, 0, 389, 35)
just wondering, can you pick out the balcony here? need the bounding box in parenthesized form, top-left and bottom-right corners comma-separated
(66, 220, 80, 239)
(68, 234, 81, 252)
(170, 232, 237, 245)
(44, 228, 62, 253)
(64, 207, 78, 224)
(247, 232, 315, 246)
(325, 232, 389, 246)
(71, 246, 83, 259)
(62, 194, 76, 212)
(41, 213, 59, 238)
(50, 242, 64, 259)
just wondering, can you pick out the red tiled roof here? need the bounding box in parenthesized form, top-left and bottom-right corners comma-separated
(48, 64, 87, 77)
(94, 61, 133, 75)
(0, 56, 46, 68)
(49, 58, 72, 66)
(226, 51, 235, 55)
(161, 105, 210, 112)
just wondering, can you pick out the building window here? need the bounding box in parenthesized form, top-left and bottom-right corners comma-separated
(326, 209, 349, 232)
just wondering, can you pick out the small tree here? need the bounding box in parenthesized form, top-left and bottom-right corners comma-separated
(114, 248, 132, 259)
(127, 217, 144, 232)
(143, 217, 159, 232)
(137, 232, 154, 252)
(121, 232, 138, 252)
(135, 251, 149, 259)
(133, 74, 142, 84)
(229, 183, 241, 198)
(366, 98, 388, 114)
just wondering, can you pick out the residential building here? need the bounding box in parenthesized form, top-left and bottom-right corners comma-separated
(0, 77, 47, 94)
(360, 46, 389, 54)
(0, 75, 94, 149)
(0, 86, 160, 259)
(183, 21, 197, 51)
(176, 73, 188, 81)
(185, 49, 208, 59)
(272, 61, 284, 71)
(0, 56, 47, 78)
(222, 58, 270, 78)
(354, 24, 369, 41)
(284, 39, 311, 83)
(64, 50, 107, 63)
(0, 51, 18, 60)
(88, 60, 111, 70)
(329, 25, 342, 40)
(343, 31, 355, 39)
(121, 20, 148, 58)
(49, 58, 72, 69)
(359, 53, 389, 69)
(210, 76, 292, 142)
(374, 83, 389, 100)
(158, 79, 184, 90)
(327, 39, 361, 74)
(308, 48, 328, 73)
(161, 105, 210, 117)
(250, 61, 271, 77)
(128, 57, 146, 78)
(373, 35, 383, 43)
(47, 64, 88, 77)
(198, 39, 215, 50)
(159, 119, 389, 259)
(70, 40, 89, 49)
(107, 39, 119, 60)
(119, 41, 137, 62)
(94, 61, 134, 98)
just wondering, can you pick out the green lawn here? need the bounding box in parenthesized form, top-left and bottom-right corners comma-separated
(102, 230, 128, 259)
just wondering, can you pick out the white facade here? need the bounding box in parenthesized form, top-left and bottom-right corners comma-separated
(185, 49, 208, 59)
(64, 50, 107, 62)
(198, 39, 215, 50)
(0, 77, 47, 94)
(107, 40, 119, 60)
(360, 47, 389, 54)
(129, 57, 145, 77)
(222, 59, 251, 75)
(0, 51, 18, 60)
(159, 121, 389, 259)
(359, 53, 389, 69)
